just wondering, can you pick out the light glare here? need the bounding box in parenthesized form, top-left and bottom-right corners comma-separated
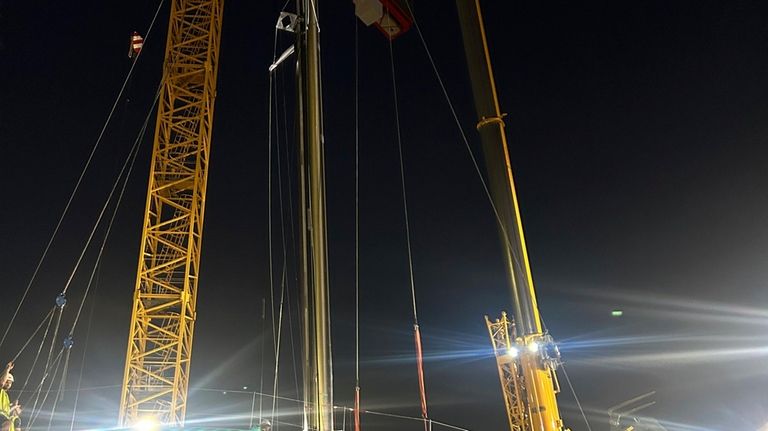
(133, 418, 160, 431)
(507, 346, 519, 358)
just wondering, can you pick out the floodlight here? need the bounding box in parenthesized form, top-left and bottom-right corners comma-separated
(507, 346, 519, 358)
(133, 417, 160, 431)
(527, 341, 540, 353)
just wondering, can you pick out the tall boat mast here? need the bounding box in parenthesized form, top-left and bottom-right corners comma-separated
(456, 1, 565, 430)
(295, 0, 334, 429)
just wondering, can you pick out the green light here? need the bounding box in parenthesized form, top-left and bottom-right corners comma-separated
(611, 310, 623, 317)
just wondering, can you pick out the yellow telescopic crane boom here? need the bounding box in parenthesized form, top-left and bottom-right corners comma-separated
(456, 1, 565, 430)
(119, 0, 224, 426)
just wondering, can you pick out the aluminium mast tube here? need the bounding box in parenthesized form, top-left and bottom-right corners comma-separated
(456, 1, 565, 430)
(296, 0, 334, 429)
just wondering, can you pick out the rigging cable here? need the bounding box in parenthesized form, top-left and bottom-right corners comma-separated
(18, 309, 55, 396)
(560, 362, 593, 431)
(11, 307, 55, 363)
(0, 0, 165, 351)
(194, 387, 473, 431)
(258, 297, 266, 425)
(399, 0, 532, 299)
(268, 23, 278, 392)
(45, 346, 71, 431)
(28, 76, 159, 431)
(25, 347, 65, 430)
(40, 305, 65, 398)
(270, 58, 306, 428)
(386, 27, 430, 431)
(20, 75, 159, 430)
(353, 16, 362, 431)
(268, 30, 280, 427)
(67, 263, 100, 431)
(278, 54, 302, 405)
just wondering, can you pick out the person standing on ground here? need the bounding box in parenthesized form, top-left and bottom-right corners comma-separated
(0, 362, 21, 431)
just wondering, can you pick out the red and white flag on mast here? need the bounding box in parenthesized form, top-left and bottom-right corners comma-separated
(129, 31, 144, 58)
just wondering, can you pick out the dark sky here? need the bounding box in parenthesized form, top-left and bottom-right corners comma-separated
(3, 1, 768, 430)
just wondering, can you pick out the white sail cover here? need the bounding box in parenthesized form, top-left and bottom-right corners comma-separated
(353, 0, 383, 26)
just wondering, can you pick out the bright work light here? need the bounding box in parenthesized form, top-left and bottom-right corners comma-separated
(133, 418, 160, 431)
(527, 341, 540, 353)
(507, 346, 519, 358)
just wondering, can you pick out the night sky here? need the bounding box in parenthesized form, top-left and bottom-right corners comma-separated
(3, 1, 768, 430)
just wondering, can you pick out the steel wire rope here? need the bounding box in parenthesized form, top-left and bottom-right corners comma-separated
(268, 24, 279, 377)
(25, 346, 65, 429)
(65, 82, 160, 337)
(358, 410, 471, 431)
(268, 20, 303, 427)
(194, 387, 473, 430)
(27, 350, 65, 430)
(272, 7, 302, 394)
(353, 16, 362, 431)
(398, 0, 535, 310)
(11, 307, 55, 363)
(267, 26, 281, 427)
(283, 273, 301, 399)
(258, 298, 266, 426)
(18, 309, 56, 395)
(11, 384, 119, 394)
(18, 74, 159, 431)
(276, 74, 304, 431)
(386, 26, 430, 430)
(45, 347, 71, 431)
(560, 362, 593, 431)
(14, 308, 55, 419)
(38, 79, 158, 431)
(67, 264, 100, 431)
(22, 80, 159, 426)
(386, 37, 420, 327)
(271, 269, 287, 429)
(277, 52, 302, 406)
(271, 65, 301, 428)
(63, 88, 158, 430)
(42, 308, 64, 389)
(22, 347, 64, 406)
(0, 0, 166, 351)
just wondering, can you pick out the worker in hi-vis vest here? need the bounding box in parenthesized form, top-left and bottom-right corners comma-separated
(0, 362, 21, 431)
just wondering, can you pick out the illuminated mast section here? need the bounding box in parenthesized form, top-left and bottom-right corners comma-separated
(119, 0, 224, 426)
(294, 0, 334, 429)
(456, 1, 566, 430)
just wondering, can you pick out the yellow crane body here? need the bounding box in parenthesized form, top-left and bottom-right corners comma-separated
(456, 0, 566, 430)
(119, 0, 224, 426)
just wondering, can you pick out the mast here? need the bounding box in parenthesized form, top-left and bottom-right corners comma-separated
(456, 1, 565, 430)
(295, 0, 334, 429)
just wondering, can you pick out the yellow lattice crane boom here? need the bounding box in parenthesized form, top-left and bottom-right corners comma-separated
(456, 0, 566, 430)
(119, 0, 223, 426)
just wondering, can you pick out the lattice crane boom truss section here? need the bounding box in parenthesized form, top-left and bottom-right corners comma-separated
(119, 0, 223, 426)
(486, 313, 527, 431)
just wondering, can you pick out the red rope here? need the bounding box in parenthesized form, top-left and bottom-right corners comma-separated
(414, 324, 429, 431)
